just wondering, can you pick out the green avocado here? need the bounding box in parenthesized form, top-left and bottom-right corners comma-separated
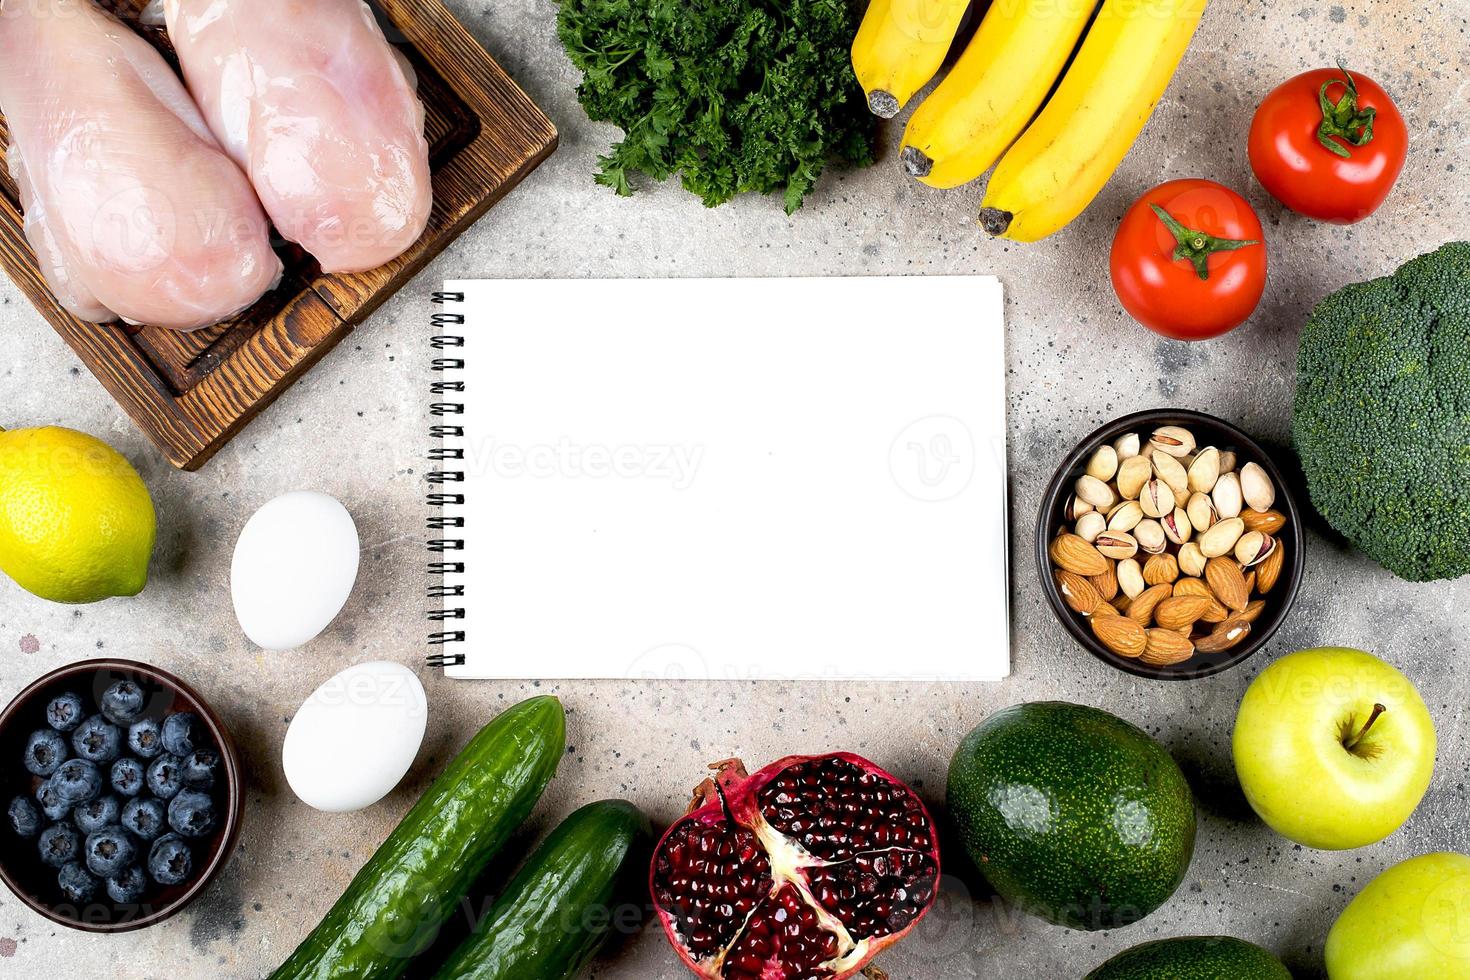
(1085, 936, 1292, 978)
(947, 701, 1196, 931)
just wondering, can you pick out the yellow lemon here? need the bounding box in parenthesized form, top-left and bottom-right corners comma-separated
(0, 426, 156, 603)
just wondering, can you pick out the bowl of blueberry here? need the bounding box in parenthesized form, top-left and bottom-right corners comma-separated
(0, 659, 241, 931)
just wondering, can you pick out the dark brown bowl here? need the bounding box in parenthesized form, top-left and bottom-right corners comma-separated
(1037, 409, 1305, 680)
(0, 659, 243, 932)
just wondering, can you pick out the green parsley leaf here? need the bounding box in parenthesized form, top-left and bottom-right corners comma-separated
(557, 0, 875, 214)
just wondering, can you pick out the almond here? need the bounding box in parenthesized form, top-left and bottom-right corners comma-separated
(1055, 570, 1102, 615)
(1239, 599, 1267, 624)
(1050, 533, 1109, 577)
(1196, 618, 1251, 654)
(1171, 577, 1230, 623)
(1241, 509, 1287, 535)
(1257, 540, 1285, 594)
(1092, 613, 1147, 658)
(1143, 553, 1180, 587)
(1127, 584, 1172, 625)
(1141, 629, 1195, 667)
(1090, 562, 1119, 602)
(1154, 595, 1212, 631)
(1206, 557, 1250, 612)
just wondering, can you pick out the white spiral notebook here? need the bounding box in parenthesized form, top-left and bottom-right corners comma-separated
(426, 276, 1010, 681)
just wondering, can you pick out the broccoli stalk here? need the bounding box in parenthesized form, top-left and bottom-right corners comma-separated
(1294, 241, 1470, 582)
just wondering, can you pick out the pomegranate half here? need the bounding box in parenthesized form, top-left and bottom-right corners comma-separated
(651, 753, 941, 980)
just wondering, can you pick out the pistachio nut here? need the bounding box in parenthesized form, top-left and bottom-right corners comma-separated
(1161, 507, 1193, 545)
(1075, 511, 1106, 542)
(1149, 425, 1196, 458)
(1150, 450, 1190, 498)
(1240, 462, 1276, 513)
(1187, 447, 1221, 495)
(1134, 519, 1167, 555)
(1235, 530, 1276, 568)
(1139, 478, 1176, 519)
(1117, 455, 1153, 500)
(1113, 432, 1141, 461)
(1199, 517, 1246, 558)
(1075, 474, 1116, 510)
(1218, 450, 1238, 473)
(1212, 471, 1244, 520)
(1186, 491, 1218, 534)
(1117, 558, 1146, 599)
(1064, 494, 1094, 522)
(1178, 541, 1207, 577)
(1094, 531, 1139, 560)
(1086, 445, 1119, 482)
(1107, 500, 1144, 532)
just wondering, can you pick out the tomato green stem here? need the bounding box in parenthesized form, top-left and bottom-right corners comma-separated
(1150, 205, 1261, 281)
(1318, 59, 1377, 159)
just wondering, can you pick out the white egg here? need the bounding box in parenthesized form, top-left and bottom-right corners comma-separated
(231, 490, 360, 651)
(283, 661, 427, 812)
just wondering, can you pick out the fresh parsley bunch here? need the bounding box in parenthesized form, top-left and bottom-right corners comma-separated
(557, 0, 876, 214)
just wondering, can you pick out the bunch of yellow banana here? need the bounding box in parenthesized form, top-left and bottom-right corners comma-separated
(852, 0, 1210, 242)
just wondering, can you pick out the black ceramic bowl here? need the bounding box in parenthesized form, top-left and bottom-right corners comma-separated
(0, 659, 242, 932)
(1037, 409, 1305, 680)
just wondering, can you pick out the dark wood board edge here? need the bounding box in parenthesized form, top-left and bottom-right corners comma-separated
(172, 289, 352, 471)
(0, 208, 210, 467)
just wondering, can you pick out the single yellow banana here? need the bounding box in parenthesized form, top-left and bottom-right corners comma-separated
(901, 0, 1099, 189)
(851, 0, 971, 118)
(979, 0, 1209, 242)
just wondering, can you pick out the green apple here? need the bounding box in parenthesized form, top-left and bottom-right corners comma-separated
(1232, 647, 1435, 850)
(1326, 852, 1470, 978)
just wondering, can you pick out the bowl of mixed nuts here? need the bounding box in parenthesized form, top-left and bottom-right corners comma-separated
(1037, 409, 1305, 680)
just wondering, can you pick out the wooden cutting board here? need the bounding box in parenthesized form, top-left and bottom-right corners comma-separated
(0, 0, 556, 470)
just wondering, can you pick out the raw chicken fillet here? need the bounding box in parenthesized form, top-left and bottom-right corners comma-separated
(162, 0, 434, 273)
(0, 0, 281, 331)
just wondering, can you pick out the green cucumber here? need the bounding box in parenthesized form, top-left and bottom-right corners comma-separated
(432, 799, 649, 980)
(271, 695, 566, 980)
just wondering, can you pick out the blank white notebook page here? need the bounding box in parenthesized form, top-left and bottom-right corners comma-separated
(438, 276, 1009, 681)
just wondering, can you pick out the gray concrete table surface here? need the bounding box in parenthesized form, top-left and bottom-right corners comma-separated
(2, 0, 1468, 976)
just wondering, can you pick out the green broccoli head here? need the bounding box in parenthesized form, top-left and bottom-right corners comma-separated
(1295, 241, 1470, 582)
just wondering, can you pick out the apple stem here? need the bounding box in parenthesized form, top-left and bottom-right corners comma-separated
(1344, 703, 1387, 751)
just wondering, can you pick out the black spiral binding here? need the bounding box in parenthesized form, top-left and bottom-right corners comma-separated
(427, 291, 467, 668)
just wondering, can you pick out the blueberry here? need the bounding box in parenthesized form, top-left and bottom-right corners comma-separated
(180, 749, 220, 790)
(38, 823, 80, 867)
(147, 833, 193, 886)
(52, 758, 103, 803)
(106, 864, 147, 904)
(167, 789, 217, 839)
(72, 715, 122, 763)
(8, 796, 41, 838)
(83, 825, 136, 877)
(58, 861, 100, 904)
(23, 728, 67, 776)
(127, 718, 164, 759)
(110, 757, 145, 797)
(161, 713, 204, 757)
(99, 680, 145, 725)
(35, 779, 72, 821)
(45, 692, 86, 732)
(121, 797, 166, 841)
(145, 754, 184, 800)
(74, 795, 121, 834)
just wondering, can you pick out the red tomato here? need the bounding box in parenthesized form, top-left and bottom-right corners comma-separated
(1249, 65, 1407, 223)
(1109, 179, 1268, 342)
